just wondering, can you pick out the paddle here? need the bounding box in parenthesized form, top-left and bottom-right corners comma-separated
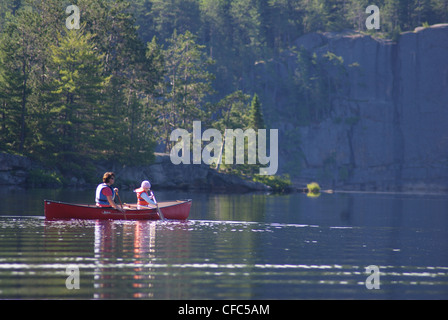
(116, 191, 126, 219)
(149, 190, 165, 221)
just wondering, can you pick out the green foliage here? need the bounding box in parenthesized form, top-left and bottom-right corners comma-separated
(249, 94, 264, 130)
(47, 29, 110, 164)
(293, 47, 347, 123)
(0, 6, 43, 154)
(28, 169, 64, 188)
(0, 0, 160, 176)
(148, 30, 216, 152)
(307, 182, 321, 194)
(253, 174, 292, 192)
(212, 92, 268, 177)
(1, 0, 447, 183)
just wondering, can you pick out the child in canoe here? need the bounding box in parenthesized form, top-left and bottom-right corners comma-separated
(134, 180, 156, 207)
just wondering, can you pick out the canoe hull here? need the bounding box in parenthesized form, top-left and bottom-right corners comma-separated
(44, 199, 191, 221)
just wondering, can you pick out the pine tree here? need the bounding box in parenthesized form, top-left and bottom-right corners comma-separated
(382, 0, 418, 34)
(47, 28, 109, 168)
(0, 30, 22, 152)
(211, 90, 251, 172)
(249, 93, 265, 130)
(432, 0, 448, 22)
(135, 0, 201, 44)
(79, 0, 161, 163)
(0, 7, 41, 154)
(262, 0, 306, 49)
(345, 0, 370, 31)
(212, 90, 252, 132)
(413, 0, 437, 26)
(199, 0, 235, 93)
(159, 30, 215, 152)
(301, 0, 348, 32)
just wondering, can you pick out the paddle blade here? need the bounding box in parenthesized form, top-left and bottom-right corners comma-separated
(156, 205, 165, 221)
(150, 190, 165, 221)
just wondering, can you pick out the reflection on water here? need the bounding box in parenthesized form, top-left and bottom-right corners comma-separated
(91, 220, 158, 299)
(0, 189, 447, 299)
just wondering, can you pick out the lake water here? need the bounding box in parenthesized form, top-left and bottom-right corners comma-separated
(0, 187, 447, 300)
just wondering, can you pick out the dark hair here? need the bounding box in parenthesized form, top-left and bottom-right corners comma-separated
(103, 172, 115, 184)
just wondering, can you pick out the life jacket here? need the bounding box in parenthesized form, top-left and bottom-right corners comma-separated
(95, 183, 115, 207)
(135, 187, 150, 206)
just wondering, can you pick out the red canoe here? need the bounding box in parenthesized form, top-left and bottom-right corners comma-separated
(44, 199, 192, 221)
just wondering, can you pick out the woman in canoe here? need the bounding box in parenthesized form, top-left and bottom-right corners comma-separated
(95, 172, 125, 212)
(134, 180, 156, 208)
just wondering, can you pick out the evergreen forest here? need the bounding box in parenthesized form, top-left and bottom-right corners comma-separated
(1, 0, 447, 181)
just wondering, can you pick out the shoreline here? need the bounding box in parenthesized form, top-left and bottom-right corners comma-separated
(1, 152, 447, 195)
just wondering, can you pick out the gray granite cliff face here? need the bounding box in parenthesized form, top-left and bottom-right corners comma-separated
(259, 25, 448, 191)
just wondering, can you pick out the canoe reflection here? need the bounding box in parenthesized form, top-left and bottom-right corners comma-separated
(43, 219, 190, 299)
(91, 220, 190, 299)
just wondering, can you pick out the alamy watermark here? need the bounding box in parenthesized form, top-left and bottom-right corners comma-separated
(65, 265, 80, 290)
(365, 265, 380, 289)
(66, 5, 80, 30)
(366, 5, 380, 30)
(170, 121, 278, 175)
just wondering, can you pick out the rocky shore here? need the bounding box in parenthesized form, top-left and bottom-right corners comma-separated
(0, 152, 32, 187)
(0, 152, 272, 192)
(109, 153, 271, 192)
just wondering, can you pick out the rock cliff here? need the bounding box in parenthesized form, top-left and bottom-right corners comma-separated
(257, 24, 448, 191)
